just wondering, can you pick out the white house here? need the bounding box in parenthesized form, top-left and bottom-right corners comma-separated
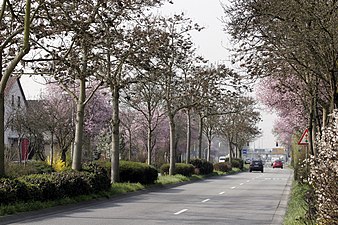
(4, 76, 29, 160)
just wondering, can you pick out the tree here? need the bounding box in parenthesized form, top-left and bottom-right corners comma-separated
(218, 96, 261, 162)
(95, 1, 168, 182)
(223, 0, 338, 155)
(256, 75, 308, 147)
(0, 0, 33, 175)
(122, 78, 166, 165)
(31, 0, 104, 170)
(145, 14, 205, 175)
(194, 64, 246, 160)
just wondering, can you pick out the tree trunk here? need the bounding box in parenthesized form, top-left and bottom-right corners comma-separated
(71, 79, 86, 171)
(185, 109, 191, 163)
(147, 123, 151, 165)
(168, 114, 176, 175)
(0, 92, 4, 176)
(50, 132, 54, 165)
(110, 86, 120, 183)
(198, 114, 203, 159)
(129, 128, 132, 161)
(228, 136, 233, 164)
(61, 148, 67, 162)
(207, 137, 211, 162)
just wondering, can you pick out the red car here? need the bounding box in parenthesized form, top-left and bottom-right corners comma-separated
(272, 160, 283, 169)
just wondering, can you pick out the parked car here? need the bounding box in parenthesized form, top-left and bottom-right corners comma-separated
(249, 160, 264, 173)
(272, 160, 283, 169)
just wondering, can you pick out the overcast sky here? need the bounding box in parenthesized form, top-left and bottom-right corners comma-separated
(20, 0, 278, 149)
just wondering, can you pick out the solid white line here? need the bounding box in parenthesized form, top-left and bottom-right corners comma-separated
(219, 191, 225, 195)
(174, 209, 188, 215)
(202, 199, 210, 203)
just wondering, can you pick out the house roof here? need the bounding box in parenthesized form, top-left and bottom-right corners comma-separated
(4, 76, 27, 105)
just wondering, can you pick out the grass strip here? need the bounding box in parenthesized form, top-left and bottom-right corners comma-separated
(283, 181, 315, 225)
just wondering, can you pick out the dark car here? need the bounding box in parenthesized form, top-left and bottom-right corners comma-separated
(272, 160, 283, 169)
(249, 160, 264, 173)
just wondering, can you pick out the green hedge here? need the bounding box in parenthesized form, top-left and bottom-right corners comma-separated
(189, 159, 214, 175)
(119, 161, 158, 185)
(0, 168, 111, 205)
(213, 162, 232, 172)
(225, 158, 244, 170)
(160, 163, 194, 176)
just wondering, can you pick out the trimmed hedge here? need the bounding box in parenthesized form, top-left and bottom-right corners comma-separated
(189, 159, 214, 175)
(0, 168, 111, 205)
(160, 163, 194, 176)
(225, 158, 244, 170)
(213, 162, 232, 172)
(119, 161, 158, 185)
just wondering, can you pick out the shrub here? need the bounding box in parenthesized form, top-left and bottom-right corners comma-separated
(0, 178, 29, 204)
(119, 161, 158, 185)
(82, 162, 111, 192)
(189, 159, 214, 175)
(52, 159, 67, 172)
(308, 110, 338, 224)
(160, 163, 194, 177)
(213, 162, 232, 172)
(225, 158, 244, 170)
(18, 174, 59, 201)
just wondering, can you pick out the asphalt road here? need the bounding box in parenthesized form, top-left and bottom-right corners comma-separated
(0, 167, 293, 225)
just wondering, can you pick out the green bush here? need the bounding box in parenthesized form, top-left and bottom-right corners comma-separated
(160, 163, 194, 176)
(0, 169, 111, 205)
(18, 174, 59, 201)
(82, 162, 111, 192)
(225, 158, 244, 170)
(189, 159, 214, 175)
(0, 178, 29, 204)
(213, 162, 232, 172)
(119, 161, 158, 185)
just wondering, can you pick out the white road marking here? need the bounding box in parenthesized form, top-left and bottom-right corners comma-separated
(240, 183, 244, 186)
(231, 186, 236, 189)
(174, 209, 188, 215)
(219, 191, 225, 195)
(202, 199, 210, 203)
(246, 180, 250, 182)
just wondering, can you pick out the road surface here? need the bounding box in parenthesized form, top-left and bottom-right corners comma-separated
(0, 167, 293, 225)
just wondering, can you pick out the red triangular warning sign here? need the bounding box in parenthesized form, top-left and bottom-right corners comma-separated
(298, 128, 309, 145)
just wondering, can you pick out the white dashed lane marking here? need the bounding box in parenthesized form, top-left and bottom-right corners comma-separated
(219, 191, 225, 195)
(174, 209, 188, 215)
(202, 199, 210, 203)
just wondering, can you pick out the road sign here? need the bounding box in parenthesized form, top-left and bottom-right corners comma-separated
(242, 149, 247, 155)
(298, 128, 309, 145)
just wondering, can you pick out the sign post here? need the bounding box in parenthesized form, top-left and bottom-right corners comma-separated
(298, 128, 309, 145)
(298, 128, 309, 180)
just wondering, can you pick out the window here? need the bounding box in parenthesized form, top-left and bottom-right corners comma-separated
(11, 95, 14, 106)
(17, 96, 21, 108)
